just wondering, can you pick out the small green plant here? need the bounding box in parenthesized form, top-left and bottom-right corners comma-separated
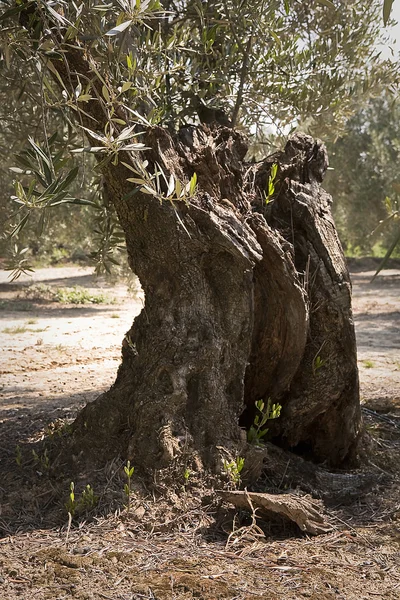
(111, 313, 120, 318)
(313, 355, 326, 373)
(3, 324, 48, 335)
(80, 485, 98, 511)
(32, 448, 50, 472)
(23, 283, 56, 301)
(65, 482, 98, 517)
(123, 460, 135, 512)
(222, 456, 245, 488)
(22, 283, 114, 304)
(55, 286, 113, 304)
(264, 163, 278, 205)
(362, 359, 375, 369)
(26, 318, 38, 325)
(66, 481, 76, 516)
(15, 445, 22, 467)
(247, 399, 281, 445)
(183, 467, 191, 486)
(2, 325, 29, 334)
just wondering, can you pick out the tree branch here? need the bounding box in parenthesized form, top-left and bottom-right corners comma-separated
(231, 35, 252, 128)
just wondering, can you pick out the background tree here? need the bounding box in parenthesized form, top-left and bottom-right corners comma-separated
(324, 94, 400, 256)
(0, 0, 398, 483)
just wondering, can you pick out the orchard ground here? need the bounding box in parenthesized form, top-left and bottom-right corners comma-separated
(0, 260, 399, 600)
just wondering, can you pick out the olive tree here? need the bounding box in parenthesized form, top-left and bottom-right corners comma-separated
(0, 0, 396, 480)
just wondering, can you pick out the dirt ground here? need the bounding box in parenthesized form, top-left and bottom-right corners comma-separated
(0, 262, 399, 600)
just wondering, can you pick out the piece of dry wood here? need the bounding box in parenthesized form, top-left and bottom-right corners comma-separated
(217, 489, 333, 536)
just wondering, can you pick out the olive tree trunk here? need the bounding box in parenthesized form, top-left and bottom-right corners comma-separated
(31, 35, 361, 478)
(71, 126, 361, 475)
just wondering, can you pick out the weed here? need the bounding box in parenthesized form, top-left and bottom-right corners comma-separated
(55, 286, 113, 304)
(313, 355, 326, 373)
(32, 448, 50, 473)
(222, 456, 245, 488)
(26, 318, 38, 324)
(111, 313, 120, 318)
(66, 482, 76, 516)
(123, 460, 135, 513)
(3, 324, 48, 335)
(365, 423, 381, 438)
(247, 399, 281, 445)
(23, 283, 55, 301)
(22, 283, 114, 304)
(80, 485, 98, 511)
(264, 163, 278, 205)
(363, 359, 375, 369)
(2, 325, 29, 334)
(65, 482, 98, 518)
(183, 467, 191, 486)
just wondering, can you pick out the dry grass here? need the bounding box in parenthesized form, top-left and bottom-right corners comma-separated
(1, 403, 400, 600)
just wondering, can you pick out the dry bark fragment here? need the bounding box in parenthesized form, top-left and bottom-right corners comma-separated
(218, 489, 333, 536)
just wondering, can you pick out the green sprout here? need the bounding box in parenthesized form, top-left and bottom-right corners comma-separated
(247, 398, 281, 445)
(264, 163, 278, 205)
(222, 456, 245, 488)
(124, 460, 135, 513)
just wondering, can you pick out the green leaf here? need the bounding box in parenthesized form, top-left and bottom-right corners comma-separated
(51, 198, 98, 207)
(27, 137, 52, 170)
(383, 0, 394, 25)
(284, 0, 290, 15)
(102, 85, 110, 103)
(120, 81, 133, 93)
(9, 212, 30, 238)
(140, 185, 159, 196)
(167, 174, 175, 196)
(116, 125, 135, 142)
(123, 143, 147, 151)
(189, 172, 197, 196)
(77, 94, 92, 102)
(105, 20, 133, 36)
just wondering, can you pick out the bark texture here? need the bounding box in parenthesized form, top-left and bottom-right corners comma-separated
(71, 125, 361, 475)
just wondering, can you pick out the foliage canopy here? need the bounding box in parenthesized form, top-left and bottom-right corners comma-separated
(0, 0, 398, 273)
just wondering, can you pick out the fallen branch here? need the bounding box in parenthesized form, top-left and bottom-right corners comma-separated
(217, 489, 333, 536)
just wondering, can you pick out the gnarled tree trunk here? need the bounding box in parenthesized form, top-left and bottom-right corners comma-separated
(13, 8, 361, 479)
(71, 125, 361, 476)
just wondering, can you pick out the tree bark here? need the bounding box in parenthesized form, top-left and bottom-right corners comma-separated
(70, 126, 361, 475)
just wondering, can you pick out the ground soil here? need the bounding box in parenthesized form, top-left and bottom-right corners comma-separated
(0, 261, 399, 600)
